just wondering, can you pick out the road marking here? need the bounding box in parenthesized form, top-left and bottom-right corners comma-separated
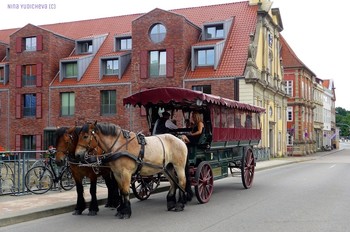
(329, 164, 336, 169)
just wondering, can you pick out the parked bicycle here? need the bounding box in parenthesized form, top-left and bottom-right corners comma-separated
(25, 148, 75, 194)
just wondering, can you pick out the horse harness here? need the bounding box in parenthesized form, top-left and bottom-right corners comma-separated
(87, 129, 167, 175)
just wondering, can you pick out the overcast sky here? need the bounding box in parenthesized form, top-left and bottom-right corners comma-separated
(1, 0, 349, 110)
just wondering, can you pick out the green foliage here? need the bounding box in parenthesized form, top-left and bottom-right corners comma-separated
(336, 107, 350, 137)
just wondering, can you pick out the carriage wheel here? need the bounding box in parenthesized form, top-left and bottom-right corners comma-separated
(131, 174, 161, 201)
(241, 148, 255, 189)
(194, 162, 214, 204)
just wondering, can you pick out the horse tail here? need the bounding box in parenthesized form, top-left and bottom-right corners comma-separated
(185, 158, 193, 202)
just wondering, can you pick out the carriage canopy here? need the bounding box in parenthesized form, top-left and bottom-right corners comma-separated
(123, 87, 265, 113)
(124, 87, 265, 143)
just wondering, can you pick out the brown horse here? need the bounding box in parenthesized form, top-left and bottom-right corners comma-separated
(75, 122, 192, 219)
(55, 126, 120, 215)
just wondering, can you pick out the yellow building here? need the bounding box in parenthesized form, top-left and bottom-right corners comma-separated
(240, 0, 288, 157)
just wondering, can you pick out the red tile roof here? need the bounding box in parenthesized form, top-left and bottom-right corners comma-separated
(280, 35, 316, 76)
(0, 1, 258, 85)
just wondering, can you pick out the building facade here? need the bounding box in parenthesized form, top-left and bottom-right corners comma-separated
(0, 0, 293, 159)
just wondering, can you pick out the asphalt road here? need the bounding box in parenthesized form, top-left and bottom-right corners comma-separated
(3, 148, 350, 232)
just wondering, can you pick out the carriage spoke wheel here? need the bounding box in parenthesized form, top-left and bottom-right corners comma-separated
(194, 162, 214, 204)
(241, 148, 255, 189)
(131, 174, 161, 201)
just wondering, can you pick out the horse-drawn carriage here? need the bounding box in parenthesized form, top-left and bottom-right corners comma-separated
(123, 87, 265, 203)
(56, 87, 264, 219)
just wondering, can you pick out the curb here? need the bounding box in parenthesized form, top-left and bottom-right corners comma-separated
(0, 185, 170, 227)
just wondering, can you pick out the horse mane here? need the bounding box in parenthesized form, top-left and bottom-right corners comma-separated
(55, 127, 69, 145)
(55, 126, 82, 146)
(95, 123, 119, 136)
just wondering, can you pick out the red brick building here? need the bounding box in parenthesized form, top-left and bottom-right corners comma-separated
(280, 36, 316, 155)
(0, 1, 279, 157)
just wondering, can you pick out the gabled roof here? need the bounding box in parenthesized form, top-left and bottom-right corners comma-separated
(280, 35, 316, 76)
(0, 1, 259, 85)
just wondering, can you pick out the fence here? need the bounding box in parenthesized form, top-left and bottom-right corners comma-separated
(0, 150, 49, 196)
(1, 147, 271, 196)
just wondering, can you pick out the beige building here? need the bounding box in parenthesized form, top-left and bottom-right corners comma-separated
(241, 0, 287, 157)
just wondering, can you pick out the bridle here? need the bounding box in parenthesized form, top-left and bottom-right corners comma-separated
(77, 125, 137, 161)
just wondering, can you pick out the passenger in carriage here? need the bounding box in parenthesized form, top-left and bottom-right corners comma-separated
(152, 111, 178, 135)
(181, 112, 204, 145)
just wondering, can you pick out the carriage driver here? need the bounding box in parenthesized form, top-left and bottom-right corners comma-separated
(152, 111, 178, 135)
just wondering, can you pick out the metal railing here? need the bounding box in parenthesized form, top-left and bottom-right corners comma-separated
(0, 151, 50, 196)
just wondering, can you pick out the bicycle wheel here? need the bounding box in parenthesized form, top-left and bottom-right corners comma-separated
(60, 166, 75, 191)
(25, 166, 53, 194)
(0, 162, 15, 194)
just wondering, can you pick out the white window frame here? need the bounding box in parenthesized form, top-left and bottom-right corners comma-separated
(287, 106, 293, 121)
(285, 80, 293, 96)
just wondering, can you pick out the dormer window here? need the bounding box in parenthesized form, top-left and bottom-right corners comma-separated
(0, 67, 4, 83)
(78, 40, 92, 54)
(205, 25, 224, 39)
(25, 37, 37, 51)
(104, 59, 119, 75)
(197, 48, 214, 66)
(115, 36, 132, 51)
(120, 38, 132, 50)
(191, 41, 224, 71)
(100, 52, 130, 79)
(63, 62, 78, 78)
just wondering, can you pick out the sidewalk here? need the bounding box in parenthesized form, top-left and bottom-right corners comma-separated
(0, 149, 340, 227)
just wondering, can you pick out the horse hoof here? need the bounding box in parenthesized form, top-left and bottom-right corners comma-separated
(72, 210, 83, 215)
(167, 201, 176, 211)
(174, 203, 185, 212)
(115, 212, 130, 219)
(88, 211, 98, 216)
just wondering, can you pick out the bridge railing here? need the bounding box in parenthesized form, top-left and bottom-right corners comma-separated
(0, 151, 49, 196)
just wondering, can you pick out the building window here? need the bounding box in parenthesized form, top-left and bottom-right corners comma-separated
(101, 90, 116, 115)
(285, 80, 293, 96)
(44, 128, 56, 149)
(64, 62, 78, 78)
(25, 37, 36, 51)
(205, 25, 224, 39)
(61, 92, 75, 116)
(120, 38, 132, 50)
(79, 41, 92, 53)
(197, 49, 214, 66)
(287, 133, 293, 145)
(192, 85, 211, 94)
(22, 135, 36, 159)
(149, 24, 166, 43)
(149, 50, 166, 77)
(268, 32, 273, 48)
(0, 67, 4, 83)
(278, 132, 281, 151)
(23, 94, 36, 117)
(23, 64, 36, 86)
(105, 59, 119, 75)
(287, 106, 293, 121)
